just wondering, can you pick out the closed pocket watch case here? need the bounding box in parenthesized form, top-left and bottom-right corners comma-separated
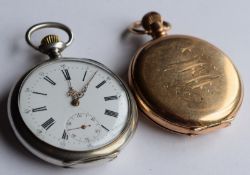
(128, 12, 243, 135)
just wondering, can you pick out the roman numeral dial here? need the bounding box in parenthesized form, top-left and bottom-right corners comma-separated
(19, 60, 129, 152)
(82, 70, 87, 81)
(105, 109, 118, 118)
(32, 91, 47, 96)
(62, 130, 68, 140)
(32, 106, 47, 112)
(44, 76, 56, 85)
(41, 117, 55, 130)
(96, 80, 106, 88)
(61, 69, 71, 80)
(101, 125, 110, 132)
(104, 95, 118, 101)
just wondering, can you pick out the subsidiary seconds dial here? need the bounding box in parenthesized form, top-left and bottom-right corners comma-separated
(18, 59, 129, 151)
(65, 113, 103, 148)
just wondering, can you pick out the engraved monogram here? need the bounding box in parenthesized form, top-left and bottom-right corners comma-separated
(163, 46, 221, 104)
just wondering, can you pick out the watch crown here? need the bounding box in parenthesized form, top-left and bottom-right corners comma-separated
(141, 11, 171, 38)
(41, 35, 60, 46)
(141, 11, 163, 31)
(39, 34, 66, 58)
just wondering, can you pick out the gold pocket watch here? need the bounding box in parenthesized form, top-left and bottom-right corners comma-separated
(128, 12, 243, 135)
(8, 22, 138, 167)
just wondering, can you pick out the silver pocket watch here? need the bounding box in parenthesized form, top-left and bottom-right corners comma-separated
(7, 22, 138, 167)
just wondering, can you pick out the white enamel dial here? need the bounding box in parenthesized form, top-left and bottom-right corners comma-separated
(18, 59, 129, 151)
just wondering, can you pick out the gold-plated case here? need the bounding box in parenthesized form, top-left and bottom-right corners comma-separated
(128, 12, 243, 135)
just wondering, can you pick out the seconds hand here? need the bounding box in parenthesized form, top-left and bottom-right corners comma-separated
(67, 124, 91, 131)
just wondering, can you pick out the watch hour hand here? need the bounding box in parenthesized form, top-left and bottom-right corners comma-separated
(66, 87, 80, 106)
(62, 69, 78, 98)
(67, 87, 78, 97)
(68, 71, 97, 106)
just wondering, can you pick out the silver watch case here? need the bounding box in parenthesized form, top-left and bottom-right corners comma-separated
(8, 58, 138, 167)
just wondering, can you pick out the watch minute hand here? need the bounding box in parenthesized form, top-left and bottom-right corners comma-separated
(78, 71, 98, 97)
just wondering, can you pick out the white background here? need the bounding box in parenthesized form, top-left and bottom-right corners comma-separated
(0, 0, 249, 175)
